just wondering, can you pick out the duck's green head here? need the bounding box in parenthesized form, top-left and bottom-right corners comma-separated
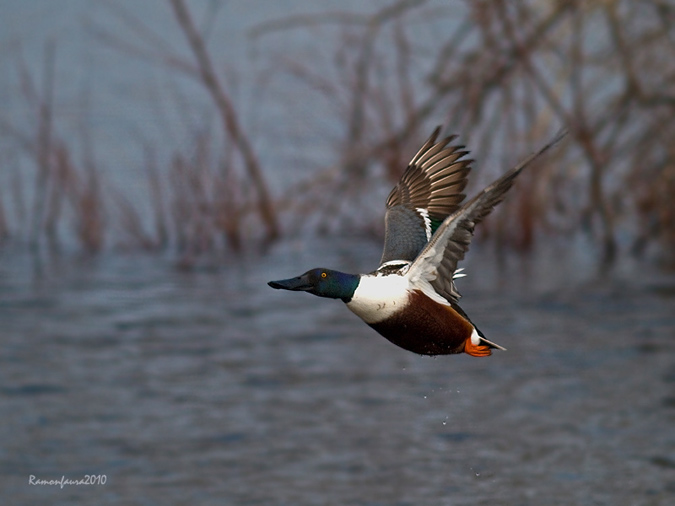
(268, 268, 360, 302)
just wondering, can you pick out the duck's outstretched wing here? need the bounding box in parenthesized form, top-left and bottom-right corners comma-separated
(408, 130, 567, 303)
(379, 127, 472, 265)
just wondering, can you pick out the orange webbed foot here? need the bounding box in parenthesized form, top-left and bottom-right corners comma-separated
(463, 338, 492, 357)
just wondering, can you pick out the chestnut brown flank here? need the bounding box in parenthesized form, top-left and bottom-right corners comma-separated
(367, 290, 474, 355)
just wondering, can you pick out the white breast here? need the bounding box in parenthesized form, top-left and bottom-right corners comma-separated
(346, 274, 410, 324)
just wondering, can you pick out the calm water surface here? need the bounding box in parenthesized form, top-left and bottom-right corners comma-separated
(2, 239, 675, 505)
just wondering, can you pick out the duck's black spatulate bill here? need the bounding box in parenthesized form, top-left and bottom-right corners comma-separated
(268, 276, 313, 291)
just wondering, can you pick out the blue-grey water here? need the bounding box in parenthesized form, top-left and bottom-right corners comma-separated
(2, 238, 675, 505)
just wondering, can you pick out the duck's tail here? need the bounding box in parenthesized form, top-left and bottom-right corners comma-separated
(474, 325, 506, 351)
(479, 335, 506, 351)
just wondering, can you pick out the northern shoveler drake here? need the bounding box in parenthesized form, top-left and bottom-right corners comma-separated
(269, 127, 565, 357)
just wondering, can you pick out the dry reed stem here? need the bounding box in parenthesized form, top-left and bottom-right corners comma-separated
(258, 0, 675, 264)
(92, 0, 280, 254)
(169, 0, 279, 245)
(3, 41, 109, 255)
(2, 0, 674, 265)
(0, 195, 8, 244)
(29, 41, 56, 253)
(143, 145, 168, 250)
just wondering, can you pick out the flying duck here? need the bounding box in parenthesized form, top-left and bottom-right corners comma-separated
(268, 127, 564, 356)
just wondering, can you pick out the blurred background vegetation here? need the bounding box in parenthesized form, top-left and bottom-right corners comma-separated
(1, 0, 674, 269)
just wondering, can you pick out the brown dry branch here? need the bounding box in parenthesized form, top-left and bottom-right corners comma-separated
(77, 172, 105, 254)
(53, 144, 105, 254)
(0, 42, 109, 256)
(29, 41, 56, 253)
(142, 145, 169, 250)
(88, 2, 198, 77)
(169, 0, 279, 245)
(214, 139, 243, 252)
(257, 0, 675, 265)
(115, 192, 158, 252)
(2, 1, 674, 266)
(0, 150, 22, 241)
(0, 195, 8, 244)
(93, 0, 280, 253)
(152, 127, 246, 266)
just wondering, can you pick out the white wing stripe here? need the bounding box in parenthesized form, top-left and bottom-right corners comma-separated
(416, 208, 432, 241)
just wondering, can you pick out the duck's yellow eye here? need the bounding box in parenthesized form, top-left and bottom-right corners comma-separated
(321, 272, 327, 278)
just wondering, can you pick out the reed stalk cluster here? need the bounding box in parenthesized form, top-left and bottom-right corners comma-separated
(1, 1, 673, 267)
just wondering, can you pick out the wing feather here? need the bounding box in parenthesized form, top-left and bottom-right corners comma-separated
(407, 129, 567, 302)
(380, 127, 472, 264)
